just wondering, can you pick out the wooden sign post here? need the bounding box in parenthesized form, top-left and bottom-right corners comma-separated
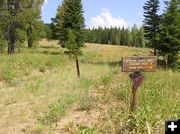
(122, 56, 157, 114)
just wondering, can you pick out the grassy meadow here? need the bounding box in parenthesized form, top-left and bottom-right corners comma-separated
(0, 40, 179, 134)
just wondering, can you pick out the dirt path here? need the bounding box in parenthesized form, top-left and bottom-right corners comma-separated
(54, 73, 128, 134)
(55, 106, 100, 134)
(52, 89, 100, 133)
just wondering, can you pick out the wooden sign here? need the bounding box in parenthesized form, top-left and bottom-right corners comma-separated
(122, 56, 157, 72)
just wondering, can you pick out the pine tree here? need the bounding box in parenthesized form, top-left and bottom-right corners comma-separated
(131, 24, 139, 47)
(0, 1, 7, 53)
(120, 27, 125, 45)
(124, 29, 131, 46)
(51, 2, 66, 41)
(56, 0, 85, 78)
(115, 31, 120, 45)
(0, 0, 44, 53)
(158, 0, 180, 68)
(143, 0, 160, 55)
(137, 27, 145, 48)
(26, 0, 44, 48)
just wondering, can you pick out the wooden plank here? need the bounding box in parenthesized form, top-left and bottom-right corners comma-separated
(122, 56, 157, 72)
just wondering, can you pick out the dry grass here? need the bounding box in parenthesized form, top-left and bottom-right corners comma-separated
(83, 43, 150, 62)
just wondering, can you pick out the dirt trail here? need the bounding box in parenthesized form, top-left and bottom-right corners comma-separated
(55, 107, 100, 134)
(54, 73, 127, 134)
(54, 89, 100, 133)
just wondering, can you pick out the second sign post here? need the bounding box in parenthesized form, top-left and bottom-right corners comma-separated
(122, 56, 157, 114)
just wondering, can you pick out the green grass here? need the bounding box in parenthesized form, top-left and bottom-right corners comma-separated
(0, 53, 67, 82)
(38, 93, 77, 125)
(94, 70, 180, 134)
(136, 71, 180, 133)
(77, 126, 96, 134)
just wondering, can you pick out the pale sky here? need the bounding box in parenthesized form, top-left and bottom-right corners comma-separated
(42, 0, 166, 28)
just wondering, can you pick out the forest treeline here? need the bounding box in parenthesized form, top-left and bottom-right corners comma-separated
(50, 25, 145, 48)
(85, 26, 145, 47)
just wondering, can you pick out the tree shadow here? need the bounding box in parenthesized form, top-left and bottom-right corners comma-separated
(36, 51, 64, 55)
(39, 46, 59, 49)
(81, 60, 122, 67)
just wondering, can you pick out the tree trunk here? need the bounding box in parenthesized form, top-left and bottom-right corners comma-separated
(75, 55, 80, 78)
(7, 23, 15, 54)
(153, 35, 157, 56)
(154, 47, 157, 56)
(8, 41, 15, 54)
(164, 54, 168, 70)
(27, 26, 33, 48)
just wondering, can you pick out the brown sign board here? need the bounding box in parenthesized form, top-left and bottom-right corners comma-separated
(122, 56, 157, 72)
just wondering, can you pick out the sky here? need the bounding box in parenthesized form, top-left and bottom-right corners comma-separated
(42, 0, 166, 28)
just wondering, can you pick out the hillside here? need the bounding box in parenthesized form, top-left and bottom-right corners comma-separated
(0, 40, 179, 134)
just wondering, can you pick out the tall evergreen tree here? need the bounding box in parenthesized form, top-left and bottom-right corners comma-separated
(0, 0, 44, 53)
(26, 0, 44, 48)
(158, 0, 180, 68)
(120, 27, 125, 45)
(124, 29, 131, 46)
(51, 2, 66, 41)
(0, 0, 7, 53)
(131, 24, 139, 47)
(143, 0, 160, 55)
(115, 30, 120, 45)
(56, 0, 85, 78)
(137, 27, 145, 48)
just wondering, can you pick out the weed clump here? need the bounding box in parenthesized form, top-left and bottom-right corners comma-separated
(39, 66, 46, 73)
(79, 95, 94, 111)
